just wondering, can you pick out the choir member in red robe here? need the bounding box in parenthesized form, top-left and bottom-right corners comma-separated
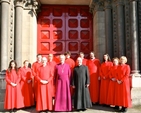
(47, 54, 57, 98)
(53, 55, 60, 64)
(32, 54, 42, 101)
(54, 54, 72, 111)
(99, 54, 113, 105)
(75, 52, 87, 66)
(86, 52, 101, 104)
(4, 60, 24, 111)
(36, 57, 53, 112)
(115, 56, 131, 112)
(107, 58, 119, 106)
(64, 51, 75, 96)
(64, 51, 75, 71)
(19, 60, 34, 107)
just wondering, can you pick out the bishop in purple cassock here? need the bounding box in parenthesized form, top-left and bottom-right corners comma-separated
(54, 54, 72, 111)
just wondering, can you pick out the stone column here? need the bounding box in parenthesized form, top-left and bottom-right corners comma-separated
(130, 0, 140, 74)
(130, 1, 141, 107)
(116, 0, 125, 56)
(90, 1, 106, 61)
(130, 0, 141, 89)
(104, 0, 113, 58)
(0, 0, 10, 71)
(14, 1, 23, 67)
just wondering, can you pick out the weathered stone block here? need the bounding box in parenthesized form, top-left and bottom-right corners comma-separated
(0, 102, 4, 111)
(131, 87, 141, 106)
(0, 89, 5, 102)
(0, 79, 6, 89)
(132, 74, 141, 87)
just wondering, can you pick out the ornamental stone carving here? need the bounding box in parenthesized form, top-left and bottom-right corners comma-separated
(14, 0, 40, 15)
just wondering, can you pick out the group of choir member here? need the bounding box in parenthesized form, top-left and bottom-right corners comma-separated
(99, 55, 131, 112)
(4, 51, 131, 113)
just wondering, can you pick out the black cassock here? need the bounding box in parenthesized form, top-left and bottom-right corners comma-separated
(72, 65, 92, 110)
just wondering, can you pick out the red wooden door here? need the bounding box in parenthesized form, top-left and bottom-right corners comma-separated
(37, 5, 93, 60)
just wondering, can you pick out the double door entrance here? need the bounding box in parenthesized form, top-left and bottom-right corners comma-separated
(37, 5, 93, 59)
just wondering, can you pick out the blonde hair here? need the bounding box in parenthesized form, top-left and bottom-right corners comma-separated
(120, 56, 127, 63)
(112, 57, 119, 62)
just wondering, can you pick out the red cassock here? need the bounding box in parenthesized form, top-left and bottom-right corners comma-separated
(36, 65, 53, 111)
(47, 61, 57, 97)
(32, 61, 42, 101)
(75, 58, 87, 66)
(99, 61, 113, 105)
(65, 58, 75, 95)
(115, 64, 131, 108)
(86, 59, 100, 103)
(53, 56, 60, 64)
(19, 66, 34, 107)
(107, 65, 118, 105)
(4, 69, 24, 109)
(65, 58, 75, 71)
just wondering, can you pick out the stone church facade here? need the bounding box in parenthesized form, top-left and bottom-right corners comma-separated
(0, 0, 141, 110)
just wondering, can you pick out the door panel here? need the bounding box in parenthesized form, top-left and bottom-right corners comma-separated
(37, 5, 93, 60)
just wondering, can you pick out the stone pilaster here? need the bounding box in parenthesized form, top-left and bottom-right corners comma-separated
(125, 0, 132, 67)
(0, 0, 10, 71)
(14, 0, 24, 67)
(112, 2, 118, 57)
(104, 0, 113, 58)
(116, 0, 126, 57)
(89, 0, 105, 61)
(14, 0, 40, 66)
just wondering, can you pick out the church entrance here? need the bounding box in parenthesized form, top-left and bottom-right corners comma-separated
(37, 5, 93, 60)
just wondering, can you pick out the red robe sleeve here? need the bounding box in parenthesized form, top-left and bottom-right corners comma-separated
(121, 65, 130, 82)
(5, 70, 12, 85)
(16, 70, 21, 84)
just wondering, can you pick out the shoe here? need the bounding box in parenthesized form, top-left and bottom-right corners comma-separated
(114, 106, 119, 110)
(81, 109, 87, 111)
(119, 107, 127, 112)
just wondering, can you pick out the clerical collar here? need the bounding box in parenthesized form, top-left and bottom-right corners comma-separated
(61, 63, 65, 65)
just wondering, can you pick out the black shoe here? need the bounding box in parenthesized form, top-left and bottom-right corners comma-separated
(114, 106, 119, 110)
(81, 109, 86, 111)
(92, 102, 99, 105)
(119, 107, 127, 112)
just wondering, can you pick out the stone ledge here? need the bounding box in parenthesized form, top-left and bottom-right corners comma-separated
(131, 87, 141, 106)
(131, 73, 141, 87)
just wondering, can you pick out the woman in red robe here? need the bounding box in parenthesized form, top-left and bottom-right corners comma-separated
(4, 60, 24, 111)
(107, 57, 119, 106)
(19, 60, 34, 107)
(86, 52, 100, 104)
(115, 56, 131, 112)
(99, 54, 113, 105)
(36, 57, 53, 112)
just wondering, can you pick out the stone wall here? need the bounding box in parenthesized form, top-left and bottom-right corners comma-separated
(21, 10, 37, 66)
(93, 11, 106, 62)
(0, 71, 6, 111)
(0, 3, 1, 70)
